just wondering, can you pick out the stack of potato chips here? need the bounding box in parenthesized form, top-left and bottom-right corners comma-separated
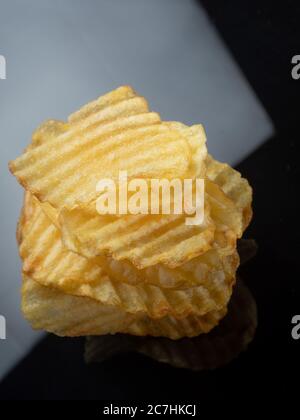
(9, 86, 252, 339)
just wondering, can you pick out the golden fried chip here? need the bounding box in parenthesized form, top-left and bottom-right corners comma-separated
(22, 274, 134, 337)
(30, 120, 68, 149)
(10, 86, 207, 210)
(98, 247, 239, 290)
(58, 172, 242, 269)
(22, 275, 226, 339)
(19, 193, 235, 318)
(206, 154, 252, 231)
(128, 279, 256, 365)
(59, 201, 216, 269)
(11, 89, 249, 270)
(123, 306, 227, 339)
(85, 280, 257, 369)
(20, 192, 238, 295)
(165, 121, 207, 178)
(53, 145, 248, 269)
(11, 85, 254, 342)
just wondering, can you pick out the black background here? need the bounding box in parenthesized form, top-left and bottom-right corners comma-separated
(0, 0, 299, 404)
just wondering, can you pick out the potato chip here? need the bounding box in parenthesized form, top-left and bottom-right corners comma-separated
(10, 85, 249, 270)
(206, 154, 252, 231)
(9, 86, 207, 210)
(98, 247, 239, 290)
(11, 85, 253, 341)
(30, 120, 68, 149)
(68, 85, 137, 123)
(165, 121, 207, 178)
(19, 194, 235, 318)
(123, 306, 227, 339)
(130, 280, 256, 367)
(85, 280, 257, 369)
(22, 274, 134, 337)
(59, 200, 216, 269)
(22, 275, 226, 339)
(58, 167, 242, 269)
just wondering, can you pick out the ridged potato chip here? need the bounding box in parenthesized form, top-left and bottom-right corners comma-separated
(206, 154, 252, 231)
(22, 275, 226, 339)
(10, 86, 250, 270)
(85, 280, 257, 369)
(58, 155, 245, 269)
(22, 274, 134, 337)
(11, 85, 253, 341)
(9, 86, 207, 210)
(30, 120, 68, 149)
(165, 121, 207, 179)
(98, 247, 239, 290)
(18, 192, 238, 293)
(127, 279, 256, 366)
(59, 200, 216, 269)
(19, 193, 235, 319)
(123, 306, 227, 339)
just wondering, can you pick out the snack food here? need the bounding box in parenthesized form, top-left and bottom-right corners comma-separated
(9, 86, 206, 209)
(19, 193, 235, 321)
(85, 279, 257, 370)
(10, 85, 253, 340)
